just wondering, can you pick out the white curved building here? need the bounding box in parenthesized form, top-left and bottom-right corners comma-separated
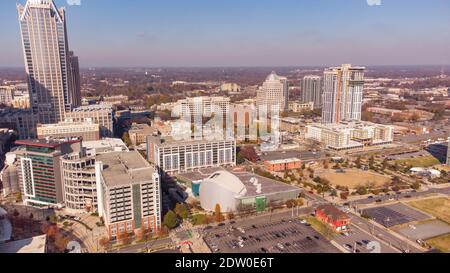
(198, 169, 301, 213)
(199, 171, 247, 212)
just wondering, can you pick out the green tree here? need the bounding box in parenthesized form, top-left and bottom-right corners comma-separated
(163, 210, 178, 229)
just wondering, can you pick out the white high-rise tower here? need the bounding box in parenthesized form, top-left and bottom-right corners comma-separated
(322, 64, 365, 124)
(257, 72, 289, 113)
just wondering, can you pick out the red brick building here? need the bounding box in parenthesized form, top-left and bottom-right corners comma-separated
(264, 158, 301, 172)
(315, 205, 351, 232)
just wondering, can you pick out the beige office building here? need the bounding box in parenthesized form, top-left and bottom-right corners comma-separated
(65, 104, 114, 137)
(257, 72, 289, 113)
(37, 120, 100, 141)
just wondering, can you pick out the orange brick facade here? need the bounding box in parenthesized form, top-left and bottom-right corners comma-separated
(264, 159, 301, 172)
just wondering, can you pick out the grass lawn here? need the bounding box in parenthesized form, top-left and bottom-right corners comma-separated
(394, 156, 440, 168)
(305, 216, 335, 240)
(427, 233, 450, 253)
(318, 169, 390, 189)
(408, 198, 450, 224)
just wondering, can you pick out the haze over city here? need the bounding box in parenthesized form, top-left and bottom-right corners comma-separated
(1, 0, 450, 67)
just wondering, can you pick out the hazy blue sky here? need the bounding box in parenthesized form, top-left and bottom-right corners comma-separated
(1, 0, 450, 67)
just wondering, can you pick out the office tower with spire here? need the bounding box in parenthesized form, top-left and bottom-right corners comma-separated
(17, 0, 81, 124)
(257, 72, 289, 113)
(302, 75, 322, 108)
(322, 64, 365, 124)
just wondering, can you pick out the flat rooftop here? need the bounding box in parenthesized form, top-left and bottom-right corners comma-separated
(97, 151, 156, 187)
(0, 235, 46, 253)
(148, 135, 235, 146)
(15, 138, 81, 149)
(265, 157, 301, 165)
(178, 167, 301, 198)
(83, 138, 129, 153)
(177, 167, 224, 182)
(233, 171, 301, 198)
(308, 121, 390, 132)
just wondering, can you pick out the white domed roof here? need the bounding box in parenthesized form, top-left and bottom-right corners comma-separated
(204, 171, 247, 196)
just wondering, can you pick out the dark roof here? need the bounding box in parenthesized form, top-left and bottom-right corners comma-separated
(14, 139, 80, 149)
(317, 205, 349, 221)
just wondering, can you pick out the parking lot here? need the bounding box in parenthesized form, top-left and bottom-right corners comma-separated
(395, 220, 450, 241)
(334, 226, 398, 253)
(203, 219, 339, 253)
(362, 203, 431, 228)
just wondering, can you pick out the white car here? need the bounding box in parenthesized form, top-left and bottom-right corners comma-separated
(277, 243, 285, 250)
(300, 220, 307, 224)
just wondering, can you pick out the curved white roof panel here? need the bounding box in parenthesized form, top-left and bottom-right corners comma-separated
(205, 171, 247, 197)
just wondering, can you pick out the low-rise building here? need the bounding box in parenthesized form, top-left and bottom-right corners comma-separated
(316, 205, 351, 232)
(128, 123, 158, 146)
(83, 138, 129, 155)
(96, 151, 161, 240)
(305, 121, 394, 151)
(37, 120, 100, 141)
(65, 104, 114, 137)
(198, 169, 301, 212)
(264, 158, 301, 172)
(288, 101, 314, 113)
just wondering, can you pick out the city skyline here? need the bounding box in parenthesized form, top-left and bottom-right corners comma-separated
(0, 0, 449, 67)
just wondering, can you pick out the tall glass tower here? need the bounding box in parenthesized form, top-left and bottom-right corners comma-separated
(17, 0, 79, 124)
(322, 64, 365, 124)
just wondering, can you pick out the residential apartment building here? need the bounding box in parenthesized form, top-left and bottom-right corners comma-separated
(65, 104, 114, 137)
(37, 120, 100, 141)
(302, 75, 322, 108)
(322, 64, 365, 124)
(305, 121, 394, 151)
(257, 72, 289, 113)
(14, 139, 82, 207)
(96, 151, 161, 240)
(147, 135, 236, 175)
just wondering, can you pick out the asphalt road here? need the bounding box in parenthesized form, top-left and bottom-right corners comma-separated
(108, 237, 174, 253)
(349, 214, 423, 253)
(348, 186, 450, 206)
